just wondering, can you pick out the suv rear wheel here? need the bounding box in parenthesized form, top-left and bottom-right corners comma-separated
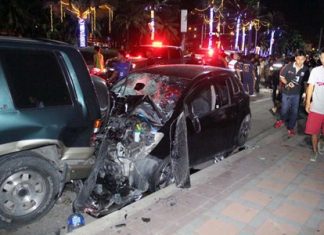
(0, 152, 60, 228)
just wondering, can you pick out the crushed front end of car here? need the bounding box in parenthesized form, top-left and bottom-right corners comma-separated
(73, 72, 191, 217)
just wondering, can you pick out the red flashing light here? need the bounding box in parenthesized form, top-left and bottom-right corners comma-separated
(152, 41, 163, 47)
(208, 48, 214, 57)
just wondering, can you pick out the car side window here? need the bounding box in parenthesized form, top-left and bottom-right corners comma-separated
(1, 48, 72, 109)
(229, 75, 242, 95)
(188, 85, 213, 118)
(214, 79, 230, 107)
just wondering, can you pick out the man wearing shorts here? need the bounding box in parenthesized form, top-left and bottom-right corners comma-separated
(305, 48, 324, 161)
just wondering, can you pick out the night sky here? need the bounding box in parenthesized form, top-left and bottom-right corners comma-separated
(261, 0, 324, 45)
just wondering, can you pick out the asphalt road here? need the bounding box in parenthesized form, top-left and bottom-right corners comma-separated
(3, 90, 276, 235)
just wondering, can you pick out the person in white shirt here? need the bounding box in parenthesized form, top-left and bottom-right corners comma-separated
(305, 48, 324, 161)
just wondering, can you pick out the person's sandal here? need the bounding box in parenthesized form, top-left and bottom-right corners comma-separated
(310, 152, 318, 162)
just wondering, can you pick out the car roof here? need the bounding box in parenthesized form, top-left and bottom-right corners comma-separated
(0, 36, 71, 48)
(133, 64, 232, 80)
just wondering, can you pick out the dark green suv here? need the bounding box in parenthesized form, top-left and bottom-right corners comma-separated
(0, 37, 109, 228)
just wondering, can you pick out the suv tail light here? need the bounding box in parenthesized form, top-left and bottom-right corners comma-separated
(93, 119, 102, 134)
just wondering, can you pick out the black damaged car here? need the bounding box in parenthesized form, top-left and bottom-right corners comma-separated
(74, 64, 251, 216)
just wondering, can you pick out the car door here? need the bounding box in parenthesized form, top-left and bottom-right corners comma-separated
(0, 48, 92, 150)
(186, 77, 231, 166)
(211, 75, 238, 149)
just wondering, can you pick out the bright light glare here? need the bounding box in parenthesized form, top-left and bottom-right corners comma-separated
(152, 41, 163, 47)
(208, 49, 214, 57)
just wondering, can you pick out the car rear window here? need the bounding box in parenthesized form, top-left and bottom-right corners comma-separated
(0, 48, 72, 109)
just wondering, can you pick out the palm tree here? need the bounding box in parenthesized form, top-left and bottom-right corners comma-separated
(155, 11, 180, 44)
(112, 1, 149, 49)
(44, 0, 114, 45)
(0, 0, 47, 37)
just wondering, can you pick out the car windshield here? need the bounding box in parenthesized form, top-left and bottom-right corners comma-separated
(112, 72, 190, 117)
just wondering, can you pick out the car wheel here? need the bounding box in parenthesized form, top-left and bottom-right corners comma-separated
(150, 157, 174, 192)
(237, 114, 251, 147)
(0, 152, 60, 228)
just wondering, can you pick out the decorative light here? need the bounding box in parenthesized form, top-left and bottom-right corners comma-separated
(235, 15, 241, 50)
(150, 10, 155, 41)
(269, 30, 275, 55)
(241, 26, 246, 52)
(50, 4, 53, 32)
(52, 0, 114, 43)
(79, 19, 86, 47)
(208, 6, 214, 49)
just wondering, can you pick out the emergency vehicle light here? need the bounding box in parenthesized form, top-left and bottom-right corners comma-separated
(152, 41, 163, 47)
(208, 48, 214, 57)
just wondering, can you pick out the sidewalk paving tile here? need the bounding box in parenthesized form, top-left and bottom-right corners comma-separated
(255, 218, 300, 235)
(273, 202, 312, 224)
(257, 178, 289, 193)
(221, 202, 259, 223)
(241, 190, 273, 207)
(287, 189, 321, 207)
(300, 178, 324, 194)
(196, 219, 240, 235)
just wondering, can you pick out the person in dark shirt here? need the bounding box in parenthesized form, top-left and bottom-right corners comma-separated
(274, 50, 309, 137)
(108, 50, 132, 84)
(241, 55, 256, 96)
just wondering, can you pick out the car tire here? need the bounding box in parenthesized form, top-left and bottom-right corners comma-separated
(237, 114, 251, 147)
(0, 152, 60, 229)
(149, 157, 174, 192)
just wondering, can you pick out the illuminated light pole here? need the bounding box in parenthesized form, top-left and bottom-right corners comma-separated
(234, 15, 241, 51)
(150, 10, 155, 41)
(247, 21, 252, 52)
(79, 19, 86, 47)
(50, 5, 53, 32)
(208, 6, 214, 49)
(269, 29, 275, 55)
(241, 26, 246, 53)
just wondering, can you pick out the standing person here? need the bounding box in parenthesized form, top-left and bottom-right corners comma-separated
(274, 50, 309, 137)
(305, 48, 324, 161)
(241, 55, 256, 96)
(93, 46, 105, 72)
(228, 52, 242, 81)
(108, 50, 132, 84)
(269, 56, 284, 115)
(253, 54, 261, 93)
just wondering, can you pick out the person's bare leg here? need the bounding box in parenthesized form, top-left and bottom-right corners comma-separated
(310, 134, 319, 161)
(311, 134, 318, 153)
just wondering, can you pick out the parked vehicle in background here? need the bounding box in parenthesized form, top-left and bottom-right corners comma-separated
(187, 48, 227, 68)
(0, 37, 110, 229)
(73, 64, 251, 217)
(128, 41, 184, 68)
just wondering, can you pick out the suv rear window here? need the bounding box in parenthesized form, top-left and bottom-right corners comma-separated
(0, 48, 72, 109)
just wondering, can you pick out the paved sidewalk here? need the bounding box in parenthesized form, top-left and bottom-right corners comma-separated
(72, 126, 324, 235)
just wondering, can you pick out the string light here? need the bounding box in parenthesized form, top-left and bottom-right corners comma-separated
(50, 4, 53, 32)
